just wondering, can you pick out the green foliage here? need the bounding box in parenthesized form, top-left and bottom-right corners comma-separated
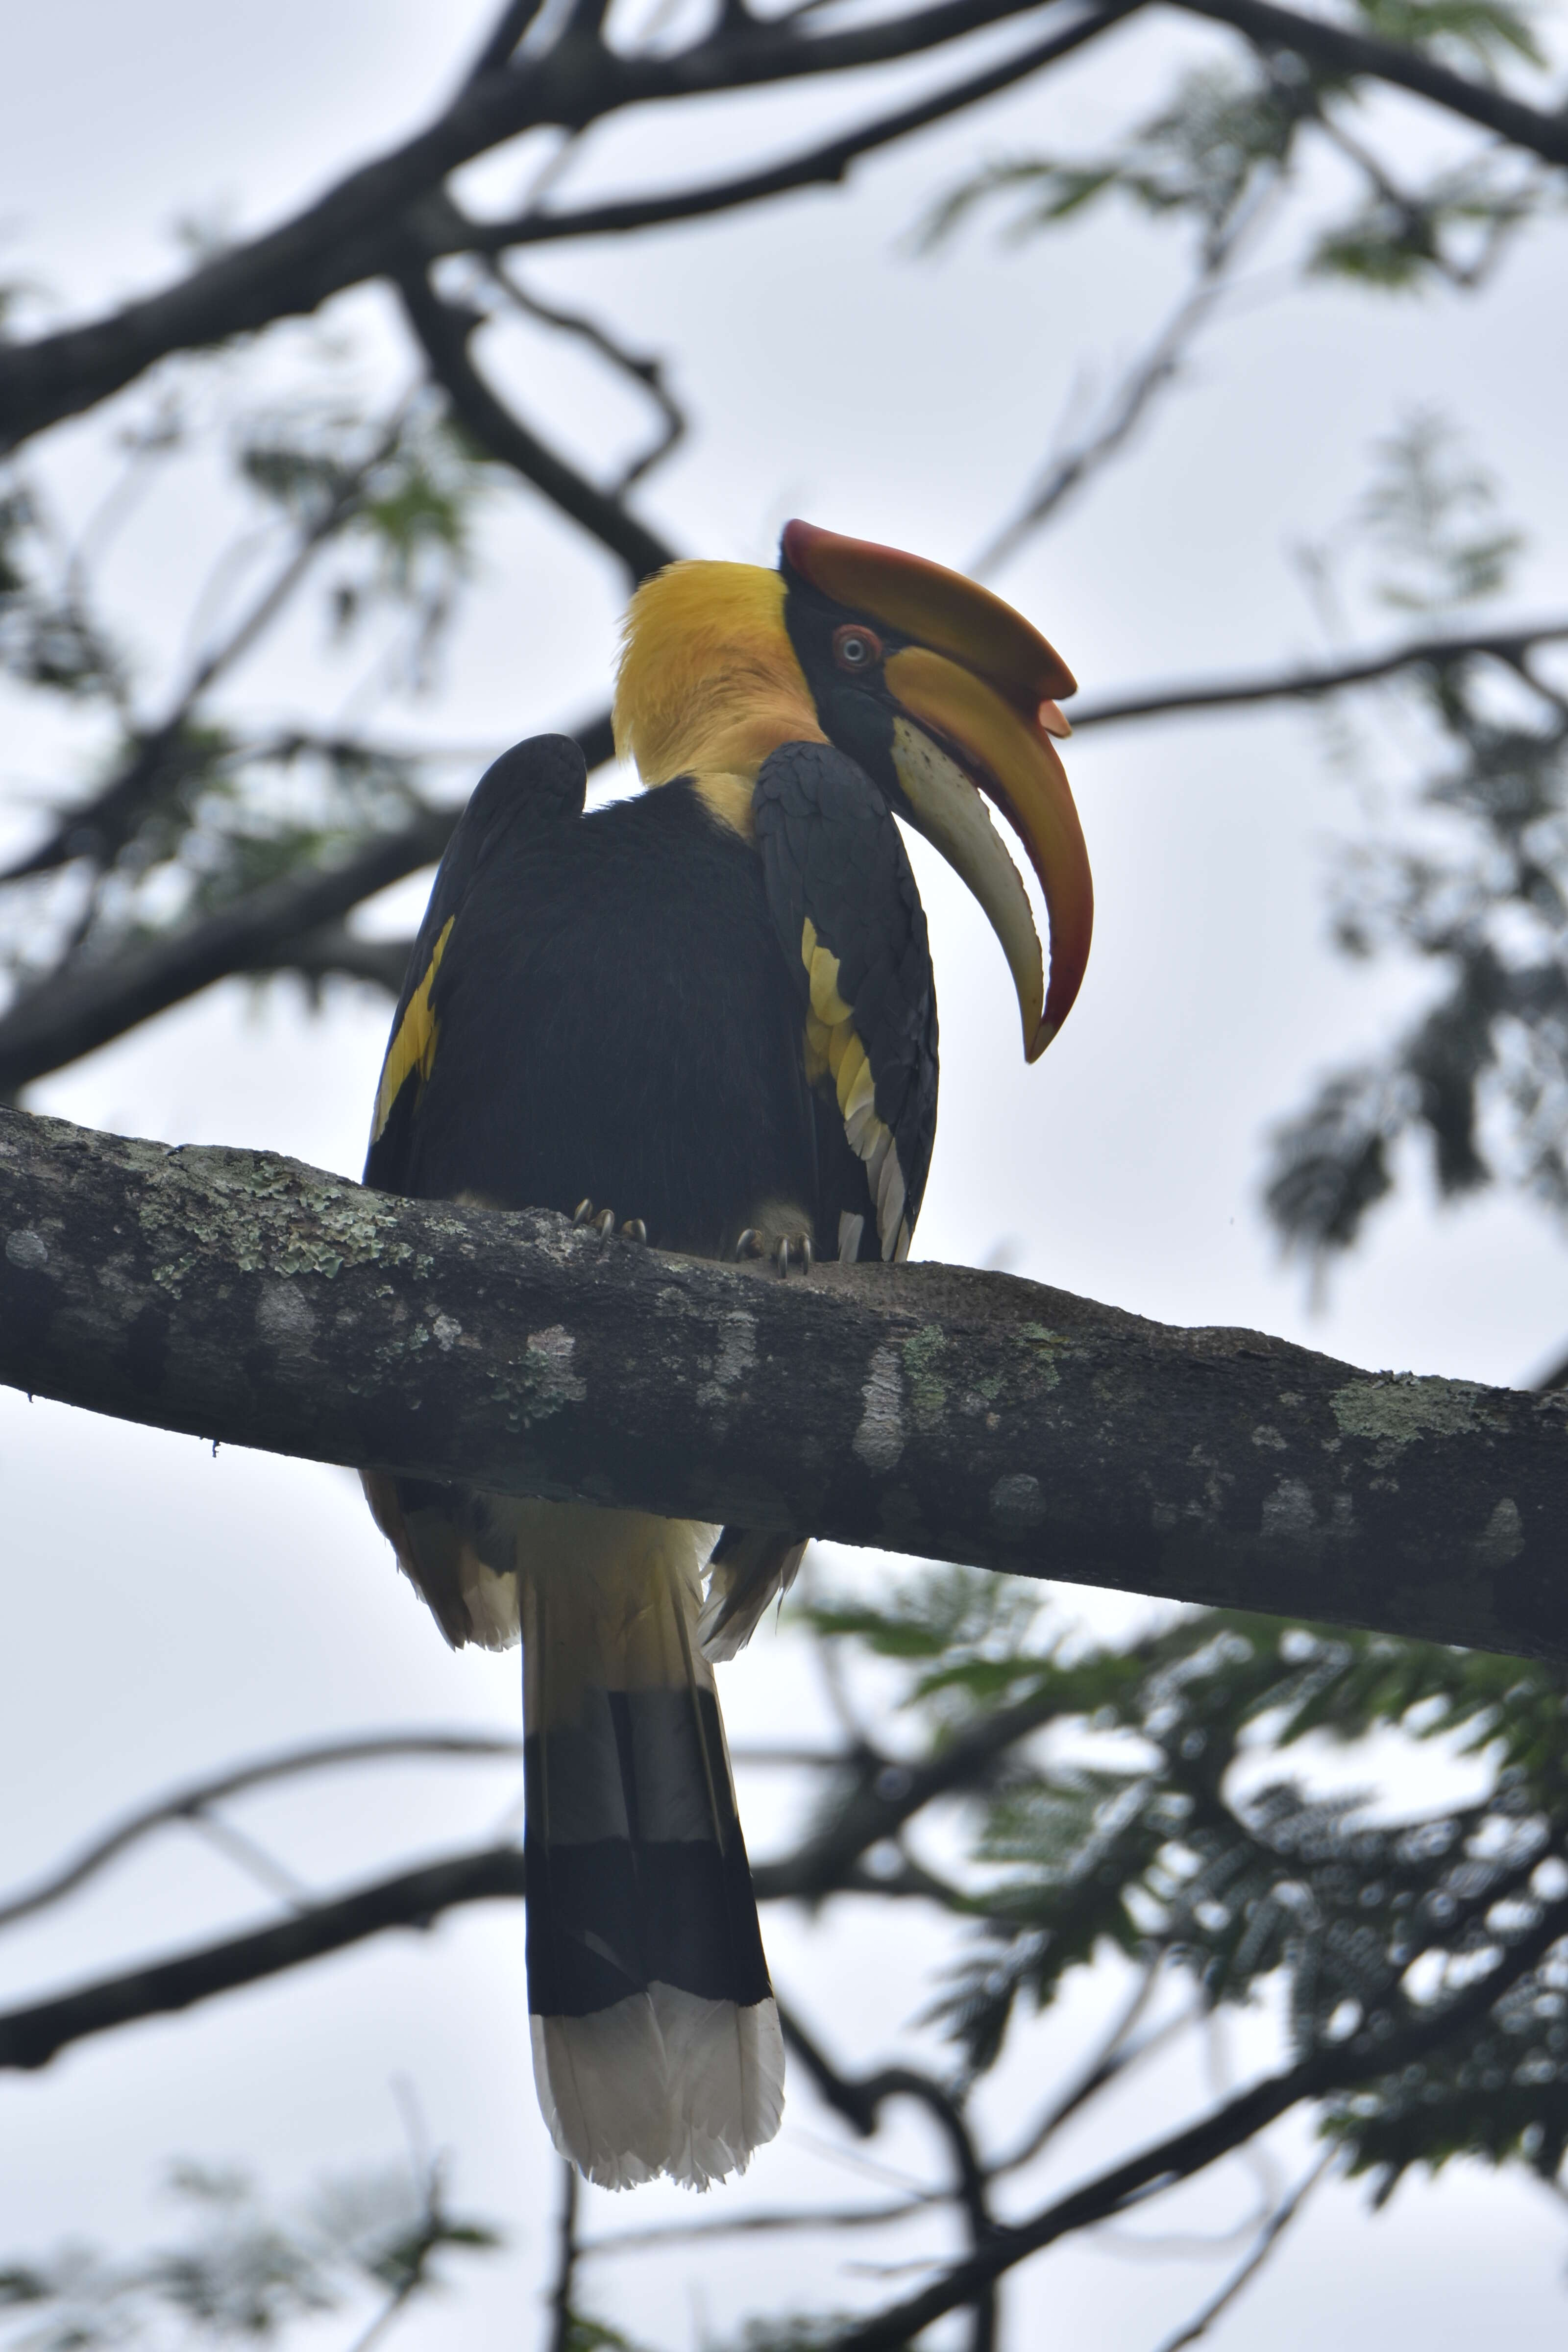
(0, 2161, 501, 2352)
(0, 369, 501, 1000)
(235, 395, 495, 690)
(1350, 0, 1545, 69)
(1264, 416, 1568, 1266)
(922, 14, 1554, 298)
(802, 1569, 1568, 2195)
(919, 62, 1311, 262)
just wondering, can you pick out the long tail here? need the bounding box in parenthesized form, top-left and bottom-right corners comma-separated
(517, 1501, 784, 2190)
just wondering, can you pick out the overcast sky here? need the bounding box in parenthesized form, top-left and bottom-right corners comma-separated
(3, 2, 1568, 2345)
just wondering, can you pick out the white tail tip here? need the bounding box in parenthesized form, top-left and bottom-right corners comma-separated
(532, 1985, 785, 2191)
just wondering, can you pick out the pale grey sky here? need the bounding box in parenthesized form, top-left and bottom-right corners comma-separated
(2, 2, 1568, 2344)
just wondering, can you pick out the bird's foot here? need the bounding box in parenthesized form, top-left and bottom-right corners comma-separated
(735, 1226, 814, 1279)
(573, 1200, 648, 1247)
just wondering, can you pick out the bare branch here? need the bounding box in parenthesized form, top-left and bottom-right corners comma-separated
(578, 2199, 933, 2256)
(0, 1730, 518, 1937)
(5, 1104, 1568, 1664)
(474, 7, 1141, 253)
(987, 1960, 1176, 2176)
(395, 265, 675, 583)
(462, 0, 554, 87)
(0, 0, 1092, 453)
(485, 262, 687, 497)
(780, 2003, 998, 2351)
(973, 174, 1278, 577)
(257, 922, 416, 998)
(1149, 2147, 1336, 2352)
(1070, 618, 1568, 732)
(0, 1845, 527, 2072)
(545, 2161, 578, 2352)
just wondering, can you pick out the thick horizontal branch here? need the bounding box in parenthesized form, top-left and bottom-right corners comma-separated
(1070, 618, 1568, 731)
(4, 1105, 1568, 1664)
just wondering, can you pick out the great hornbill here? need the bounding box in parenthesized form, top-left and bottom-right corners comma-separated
(361, 522, 1091, 2191)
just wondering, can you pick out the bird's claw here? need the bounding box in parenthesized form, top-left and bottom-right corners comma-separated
(573, 1201, 648, 1248)
(734, 1226, 812, 1276)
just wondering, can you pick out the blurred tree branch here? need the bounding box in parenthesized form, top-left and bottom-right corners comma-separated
(11, 1591, 1568, 2344)
(4, 1101, 1568, 1661)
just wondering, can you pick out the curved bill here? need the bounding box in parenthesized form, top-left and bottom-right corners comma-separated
(886, 648, 1093, 1057)
(781, 519, 1091, 1060)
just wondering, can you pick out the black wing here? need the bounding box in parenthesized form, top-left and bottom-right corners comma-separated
(365, 748, 817, 1258)
(753, 740, 937, 1262)
(365, 735, 588, 1195)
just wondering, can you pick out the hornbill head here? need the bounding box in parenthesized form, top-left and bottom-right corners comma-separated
(614, 522, 1092, 1059)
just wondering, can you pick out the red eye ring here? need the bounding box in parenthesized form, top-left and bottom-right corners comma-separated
(833, 623, 883, 672)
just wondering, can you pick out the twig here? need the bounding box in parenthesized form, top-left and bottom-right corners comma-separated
(395, 265, 675, 585)
(1069, 619, 1568, 733)
(463, 0, 554, 85)
(987, 1958, 1172, 2176)
(1148, 2146, 1335, 2352)
(0, 1730, 519, 1935)
(476, 7, 1142, 254)
(578, 2199, 931, 2257)
(184, 1807, 315, 1911)
(546, 2160, 578, 2352)
(972, 172, 1279, 578)
(780, 2002, 1000, 2352)
(485, 260, 687, 495)
(1, 401, 419, 884)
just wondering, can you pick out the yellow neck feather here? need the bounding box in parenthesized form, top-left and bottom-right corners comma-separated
(613, 562, 826, 835)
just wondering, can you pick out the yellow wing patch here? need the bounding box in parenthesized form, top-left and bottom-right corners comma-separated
(798, 917, 911, 1263)
(371, 915, 455, 1143)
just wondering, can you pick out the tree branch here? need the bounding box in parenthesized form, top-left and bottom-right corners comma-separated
(0, 712, 614, 1096)
(780, 2004, 998, 2351)
(0, 0, 1075, 453)
(1069, 619, 1568, 732)
(4, 1104, 1568, 1663)
(1150, 2147, 1335, 2352)
(470, 7, 1140, 253)
(0, 1731, 518, 1936)
(395, 267, 675, 584)
(822, 1893, 1568, 2348)
(0, 1846, 528, 2072)
(0, 807, 458, 1095)
(1172, 0, 1568, 164)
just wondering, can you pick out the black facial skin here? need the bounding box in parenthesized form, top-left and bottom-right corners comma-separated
(779, 567, 915, 820)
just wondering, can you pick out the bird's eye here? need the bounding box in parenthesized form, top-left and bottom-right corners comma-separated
(833, 624, 882, 672)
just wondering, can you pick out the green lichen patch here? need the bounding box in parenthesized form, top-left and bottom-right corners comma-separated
(1329, 1373, 1504, 1449)
(902, 1324, 948, 1431)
